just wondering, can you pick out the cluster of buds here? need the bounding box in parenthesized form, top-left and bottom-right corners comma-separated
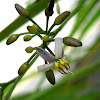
(6, 0, 82, 85)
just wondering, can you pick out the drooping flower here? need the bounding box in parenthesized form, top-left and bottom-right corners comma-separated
(35, 37, 73, 74)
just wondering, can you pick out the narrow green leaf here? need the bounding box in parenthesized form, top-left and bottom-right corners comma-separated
(78, 8, 100, 40)
(69, 0, 99, 37)
(79, 91, 100, 100)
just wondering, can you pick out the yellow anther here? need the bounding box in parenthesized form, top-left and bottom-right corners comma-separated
(60, 61, 65, 65)
(64, 60, 70, 69)
(64, 60, 68, 64)
(55, 63, 59, 68)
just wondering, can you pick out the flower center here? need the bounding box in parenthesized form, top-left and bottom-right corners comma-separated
(55, 60, 73, 74)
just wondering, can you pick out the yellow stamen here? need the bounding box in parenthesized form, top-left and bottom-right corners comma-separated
(60, 61, 64, 65)
(55, 62, 59, 68)
(64, 60, 70, 69)
(56, 67, 64, 74)
(64, 60, 68, 64)
(59, 66, 67, 74)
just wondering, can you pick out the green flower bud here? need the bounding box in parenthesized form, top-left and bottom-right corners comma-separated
(54, 11, 70, 25)
(23, 35, 32, 41)
(27, 24, 38, 34)
(63, 37, 82, 47)
(45, 69, 55, 85)
(15, 4, 29, 18)
(18, 62, 28, 75)
(56, 4, 60, 14)
(6, 34, 19, 45)
(25, 46, 34, 53)
(42, 35, 49, 42)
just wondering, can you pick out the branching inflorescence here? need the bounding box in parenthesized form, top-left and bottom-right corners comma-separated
(6, 0, 82, 85)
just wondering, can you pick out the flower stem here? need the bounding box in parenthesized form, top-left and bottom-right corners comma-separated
(36, 33, 42, 39)
(4, 76, 22, 100)
(46, 17, 49, 32)
(45, 46, 55, 56)
(0, 78, 16, 88)
(32, 34, 36, 38)
(0, 87, 3, 100)
(19, 32, 29, 35)
(48, 23, 55, 33)
(27, 52, 37, 63)
(27, 17, 43, 31)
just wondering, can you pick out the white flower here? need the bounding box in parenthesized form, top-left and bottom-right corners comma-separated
(35, 37, 73, 74)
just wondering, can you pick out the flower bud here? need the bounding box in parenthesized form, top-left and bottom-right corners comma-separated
(6, 34, 19, 45)
(42, 35, 49, 42)
(27, 24, 38, 34)
(23, 35, 32, 41)
(54, 11, 70, 25)
(45, 8, 54, 17)
(45, 69, 55, 85)
(45, 0, 54, 17)
(25, 46, 34, 53)
(56, 4, 60, 14)
(15, 4, 29, 18)
(18, 62, 28, 75)
(63, 37, 82, 47)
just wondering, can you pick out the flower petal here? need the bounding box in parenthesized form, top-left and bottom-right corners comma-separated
(35, 47, 55, 62)
(55, 37, 63, 59)
(37, 63, 54, 72)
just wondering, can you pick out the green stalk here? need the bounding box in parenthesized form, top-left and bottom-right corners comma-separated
(45, 46, 55, 56)
(27, 17, 43, 31)
(31, 34, 36, 38)
(46, 17, 49, 32)
(35, 33, 42, 39)
(27, 52, 37, 63)
(78, 8, 100, 40)
(48, 23, 55, 33)
(69, 0, 98, 37)
(0, 87, 3, 100)
(19, 32, 29, 35)
(0, 78, 16, 87)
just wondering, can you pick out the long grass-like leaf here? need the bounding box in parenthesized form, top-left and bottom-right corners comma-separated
(78, 8, 100, 40)
(69, 0, 99, 37)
